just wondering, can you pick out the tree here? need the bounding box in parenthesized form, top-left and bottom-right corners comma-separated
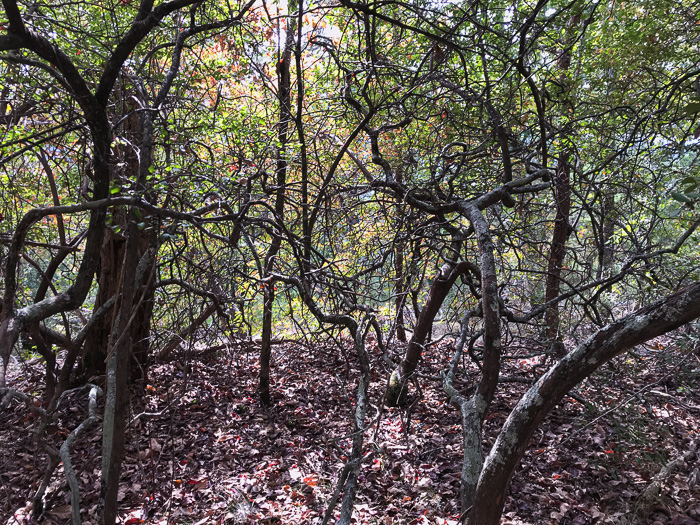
(0, 0, 254, 522)
(1, 0, 699, 522)
(322, 0, 700, 520)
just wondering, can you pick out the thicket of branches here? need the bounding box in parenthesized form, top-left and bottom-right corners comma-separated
(1, 0, 699, 522)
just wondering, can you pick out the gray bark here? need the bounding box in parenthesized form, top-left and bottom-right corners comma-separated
(337, 318, 372, 525)
(468, 281, 700, 525)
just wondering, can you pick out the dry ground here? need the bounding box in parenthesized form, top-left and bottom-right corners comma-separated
(1, 335, 699, 524)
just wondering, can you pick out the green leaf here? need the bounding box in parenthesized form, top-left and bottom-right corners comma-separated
(110, 186, 120, 195)
(671, 191, 692, 203)
(684, 102, 700, 116)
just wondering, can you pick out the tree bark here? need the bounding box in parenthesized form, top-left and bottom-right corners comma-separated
(259, 285, 276, 406)
(99, 221, 152, 524)
(80, 222, 126, 376)
(385, 258, 471, 407)
(543, 12, 576, 358)
(468, 281, 700, 525)
(544, 153, 571, 357)
(443, 204, 504, 514)
(81, 101, 155, 381)
(336, 318, 372, 525)
(259, 0, 296, 406)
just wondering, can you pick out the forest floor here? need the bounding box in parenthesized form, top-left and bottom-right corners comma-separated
(1, 335, 700, 525)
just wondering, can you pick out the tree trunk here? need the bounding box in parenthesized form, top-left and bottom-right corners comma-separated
(385, 259, 470, 407)
(258, 1, 295, 406)
(543, 12, 576, 358)
(544, 153, 571, 357)
(80, 99, 156, 382)
(80, 223, 126, 376)
(337, 372, 369, 524)
(259, 286, 275, 406)
(443, 204, 504, 514)
(80, 214, 154, 382)
(468, 281, 700, 525)
(327, 317, 371, 525)
(457, 399, 483, 511)
(99, 219, 147, 525)
(129, 223, 156, 380)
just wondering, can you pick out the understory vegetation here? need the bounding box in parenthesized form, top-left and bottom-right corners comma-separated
(1, 0, 699, 522)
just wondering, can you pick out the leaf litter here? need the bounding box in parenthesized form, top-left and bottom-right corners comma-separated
(1, 336, 698, 524)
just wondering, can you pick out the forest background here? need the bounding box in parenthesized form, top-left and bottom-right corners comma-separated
(1, 0, 700, 522)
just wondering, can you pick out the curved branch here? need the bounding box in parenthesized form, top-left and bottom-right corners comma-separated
(471, 281, 700, 524)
